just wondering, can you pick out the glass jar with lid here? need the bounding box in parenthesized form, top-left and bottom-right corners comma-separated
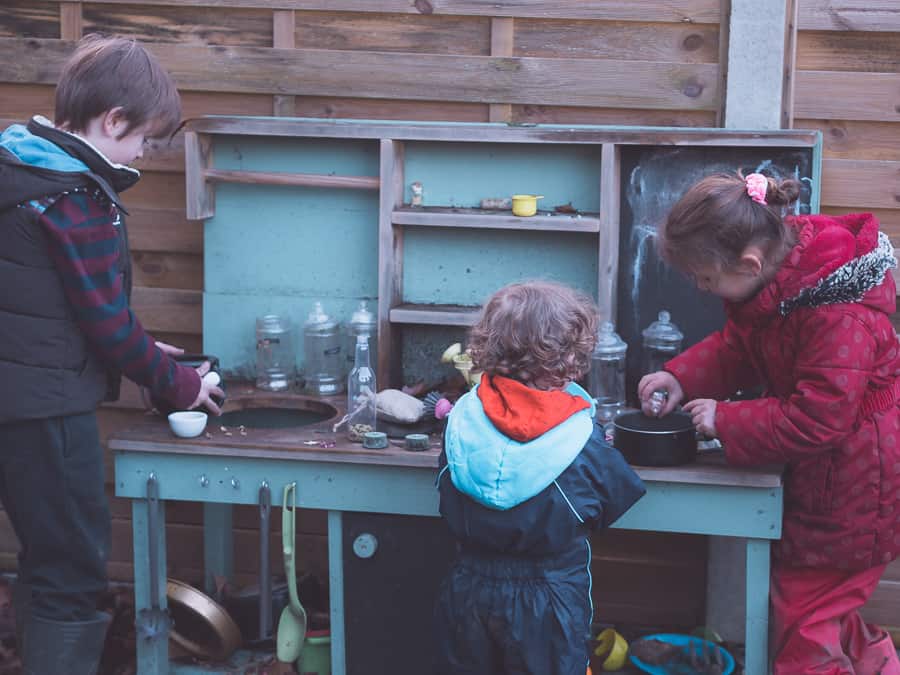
(255, 314, 295, 392)
(640, 310, 684, 378)
(346, 300, 377, 379)
(303, 301, 344, 396)
(587, 322, 628, 424)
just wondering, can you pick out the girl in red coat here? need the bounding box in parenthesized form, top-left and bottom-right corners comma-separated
(639, 172, 900, 674)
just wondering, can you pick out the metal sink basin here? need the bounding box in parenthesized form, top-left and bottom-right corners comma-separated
(218, 394, 338, 429)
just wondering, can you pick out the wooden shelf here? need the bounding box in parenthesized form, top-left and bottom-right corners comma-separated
(203, 168, 379, 190)
(392, 206, 601, 232)
(389, 303, 481, 327)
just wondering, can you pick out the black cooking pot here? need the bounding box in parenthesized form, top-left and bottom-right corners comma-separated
(611, 410, 697, 467)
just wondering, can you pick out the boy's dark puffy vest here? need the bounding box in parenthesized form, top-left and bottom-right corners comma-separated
(0, 120, 136, 423)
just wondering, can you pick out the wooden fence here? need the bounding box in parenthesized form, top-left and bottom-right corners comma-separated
(1, 0, 898, 631)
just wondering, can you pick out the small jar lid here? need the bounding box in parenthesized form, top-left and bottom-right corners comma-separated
(593, 321, 627, 357)
(404, 433, 430, 451)
(641, 310, 684, 348)
(349, 300, 377, 332)
(306, 301, 337, 330)
(362, 431, 388, 449)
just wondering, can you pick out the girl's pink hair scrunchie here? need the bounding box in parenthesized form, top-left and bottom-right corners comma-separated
(745, 173, 768, 205)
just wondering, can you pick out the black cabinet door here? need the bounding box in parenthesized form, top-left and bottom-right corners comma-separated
(343, 512, 457, 675)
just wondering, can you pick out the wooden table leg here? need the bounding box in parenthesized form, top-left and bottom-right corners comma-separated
(744, 538, 772, 675)
(133, 496, 169, 674)
(203, 502, 234, 596)
(328, 511, 347, 675)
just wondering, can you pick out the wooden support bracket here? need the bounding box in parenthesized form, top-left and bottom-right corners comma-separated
(184, 131, 215, 220)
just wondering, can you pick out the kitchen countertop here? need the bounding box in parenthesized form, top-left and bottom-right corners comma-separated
(113, 383, 781, 487)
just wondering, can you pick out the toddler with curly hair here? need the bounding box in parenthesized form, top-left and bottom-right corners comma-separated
(434, 280, 646, 675)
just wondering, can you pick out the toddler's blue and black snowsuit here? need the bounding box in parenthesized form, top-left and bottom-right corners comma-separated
(434, 377, 646, 675)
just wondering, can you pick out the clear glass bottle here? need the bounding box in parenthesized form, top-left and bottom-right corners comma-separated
(255, 315, 294, 392)
(346, 300, 377, 379)
(347, 334, 377, 442)
(587, 322, 628, 424)
(303, 301, 344, 396)
(641, 310, 684, 378)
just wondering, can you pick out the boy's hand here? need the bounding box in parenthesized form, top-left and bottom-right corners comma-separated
(155, 340, 185, 357)
(683, 398, 717, 438)
(637, 371, 684, 416)
(190, 361, 224, 415)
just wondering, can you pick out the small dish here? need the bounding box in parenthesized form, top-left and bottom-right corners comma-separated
(168, 411, 208, 438)
(629, 633, 734, 675)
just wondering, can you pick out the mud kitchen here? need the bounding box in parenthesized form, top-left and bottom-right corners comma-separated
(110, 118, 822, 675)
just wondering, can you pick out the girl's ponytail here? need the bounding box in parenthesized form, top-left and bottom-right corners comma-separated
(766, 176, 801, 207)
(660, 171, 799, 274)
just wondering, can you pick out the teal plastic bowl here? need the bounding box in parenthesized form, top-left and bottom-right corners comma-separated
(629, 633, 735, 675)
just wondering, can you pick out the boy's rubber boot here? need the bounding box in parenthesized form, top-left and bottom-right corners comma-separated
(12, 582, 30, 653)
(22, 611, 111, 675)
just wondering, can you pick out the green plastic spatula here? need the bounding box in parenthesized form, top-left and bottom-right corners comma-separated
(276, 482, 307, 664)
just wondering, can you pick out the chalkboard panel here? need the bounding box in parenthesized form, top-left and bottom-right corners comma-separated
(616, 146, 815, 404)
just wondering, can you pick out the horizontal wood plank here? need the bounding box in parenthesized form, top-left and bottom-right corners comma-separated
(181, 90, 276, 118)
(100, 378, 151, 411)
(127, 207, 203, 254)
(796, 119, 900, 162)
(797, 30, 900, 73)
(204, 168, 379, 189)
(105, 517, 330, 582)
(515, 19, 719, 63)
(0, 1, 60, 39)
(294, 10, 490, 55)
(794, 70, 900, 122)
(122, 169, 186, 209)
(0, 38, 721, 111)
(293, 96, 488, 122)
(81, 3, 274, 46)
(820, 158, 900, 210)
(0, 84, 54, 119)
(513, 105, 718, 127)
(150, 332, 204, 354)
(390, 303, 480, 327)
(861, 579, 900, 627)
(185, 116, 819, 147)
(131, 286, 203, 335)
(799, 0, 900, 32)
(61, 1, 724, 24)
(821, 207, 900, 232)
(131, 251, 203, 290)
(392, 206, 601, 232)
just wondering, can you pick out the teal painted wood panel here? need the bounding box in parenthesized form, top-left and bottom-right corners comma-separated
(212, 136, 380, 176)
(205, 184, 378, 296)
(400, 141, 600, 304)
(402, 228, 598, 306)
(204, 136, 381, 372)
(402, 141, 602, 209)
(204, 293, 370, 376)
(115, 453, 781, 540)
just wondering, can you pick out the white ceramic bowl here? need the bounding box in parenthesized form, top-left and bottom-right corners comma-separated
(168, 411, 208, 438)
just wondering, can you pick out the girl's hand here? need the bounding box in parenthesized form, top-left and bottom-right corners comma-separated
(637, 371, 684, 416)
(683, 398, 717, 438)
(155, 340, 185, 357)
(190, 361, 225, 415)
